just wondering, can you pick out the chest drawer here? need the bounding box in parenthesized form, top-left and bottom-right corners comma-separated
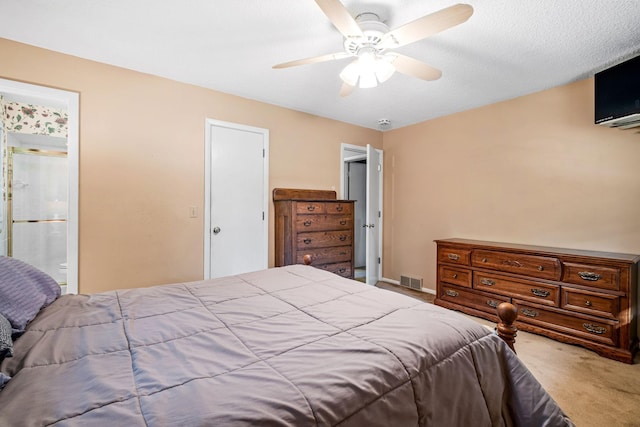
(515, 300, 618, 346)
(297, 215, 352, 231)
(439, 266, 472, 288)
(562, 262, 620, 291)
(440, 285, 510, 315)
(316, 262, 352, 278)
(472, 250, 561, 281)
(561, 288, 619, 319)
(326, 202, 352, 214)
(438, 247, 471, 266)
(297, 230, 352, 249)
(473, 272, 559, 307)
(296, 247, 351, 265)
(295, 202, 325, 214)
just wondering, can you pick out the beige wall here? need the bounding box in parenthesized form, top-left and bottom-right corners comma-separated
(0, 38, 382, 293)
(382, 78, 640, 291)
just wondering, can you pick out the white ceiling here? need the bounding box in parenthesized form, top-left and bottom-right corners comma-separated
(1, 0, 639, 130)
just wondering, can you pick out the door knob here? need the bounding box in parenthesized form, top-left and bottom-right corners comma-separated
(213, 226, 221, 234)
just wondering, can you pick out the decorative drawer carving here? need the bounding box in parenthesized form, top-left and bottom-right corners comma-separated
(562, 262, 620, 291)
(297, 215, 352, 231)
(439, 266, 472, 288)
(562, 288, 619, 319)
(472, 250, 561, 281)
(296, 247, 351, 265)
(514, 300, 618, 346)
(296, 202, 325, 214)
(437, 247, 471, 266)
(473, 272, 559, 307)
(440, 285, 510, 315)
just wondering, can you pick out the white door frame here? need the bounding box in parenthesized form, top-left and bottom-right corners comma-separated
(203, 119, 269, 279)
(0, 79, 79, 294)
(340, 143, 383, 283)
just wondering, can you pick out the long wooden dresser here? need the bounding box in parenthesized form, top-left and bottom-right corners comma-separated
(434, 238, 639, 363)
(274, 188, 354, 278)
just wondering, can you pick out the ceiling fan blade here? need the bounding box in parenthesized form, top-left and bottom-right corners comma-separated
(340, 82, 355, 97)
(314, 0, 364, 38)
(381, 4, 473, 48)
(390, 54, 442, 81)
(273, 52, 351, 69)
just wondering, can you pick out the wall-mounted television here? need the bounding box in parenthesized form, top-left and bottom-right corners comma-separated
(594, 54, 640, 129)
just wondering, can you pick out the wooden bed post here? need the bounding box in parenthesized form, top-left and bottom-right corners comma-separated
(496, 302, 518, 353)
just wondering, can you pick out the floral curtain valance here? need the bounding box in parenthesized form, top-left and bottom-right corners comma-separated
(1, 99, 68, 138)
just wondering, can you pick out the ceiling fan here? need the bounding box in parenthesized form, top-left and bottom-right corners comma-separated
(273, 1, 474, 97)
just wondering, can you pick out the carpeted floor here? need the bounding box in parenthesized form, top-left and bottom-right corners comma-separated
(376, 281, 640, 427)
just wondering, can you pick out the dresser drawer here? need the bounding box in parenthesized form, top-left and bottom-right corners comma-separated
(295, 202, 326, 214)
(440, 285, 510, 315)
(439, 266, 471, 288)
(316, 262, 352, 278)
(515, 300, 618, 346)
(297, 215, 352, 231)
(562, 262, 620, 291)
(472, 250, 561, 281)
(297, 230, 352, 249)
(437, 247, 471, 266)
(296, 247, 351, 265)
(326, 202, 352, 214)
(561, 288, 619, 319)
(473, 272, 559, 307)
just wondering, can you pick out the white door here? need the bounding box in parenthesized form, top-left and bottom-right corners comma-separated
(205, 120, 268, 278)
(365, 144, 382, 285)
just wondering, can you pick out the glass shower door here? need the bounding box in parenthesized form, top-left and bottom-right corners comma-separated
(9, 148, 68, 284)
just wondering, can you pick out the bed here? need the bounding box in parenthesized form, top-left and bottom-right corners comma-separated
(0, 256, 573, 426)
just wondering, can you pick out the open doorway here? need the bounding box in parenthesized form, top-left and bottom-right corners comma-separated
(340, 143, 383, 285)
(0, 79, 79, 294)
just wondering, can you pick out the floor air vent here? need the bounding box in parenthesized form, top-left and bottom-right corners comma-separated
(400, 275, 423, 290)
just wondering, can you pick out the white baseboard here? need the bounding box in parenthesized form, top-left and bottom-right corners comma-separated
(380, 277, 436, 295)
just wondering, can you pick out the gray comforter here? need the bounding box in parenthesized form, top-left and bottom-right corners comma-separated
(0, 265, 572, 426)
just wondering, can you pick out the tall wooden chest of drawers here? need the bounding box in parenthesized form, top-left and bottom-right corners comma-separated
(274, 188, 355, 278)
(434, 238, 639, 363)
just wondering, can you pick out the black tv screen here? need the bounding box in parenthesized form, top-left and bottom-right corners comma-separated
(594, 54, 640, 124)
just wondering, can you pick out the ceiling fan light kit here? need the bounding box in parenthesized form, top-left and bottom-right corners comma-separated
(273, 1, 474, 96)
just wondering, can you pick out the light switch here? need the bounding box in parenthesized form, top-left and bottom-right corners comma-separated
(189, 206, 198, 218)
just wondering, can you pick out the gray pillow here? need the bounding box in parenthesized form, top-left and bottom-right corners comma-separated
(0, 313, 12, 361)
(0, 256, 61, 331)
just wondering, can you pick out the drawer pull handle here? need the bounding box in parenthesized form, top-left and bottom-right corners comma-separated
(340, 251, 347, 256)
(338, 268, 346, 273)
(502, 260, 523, 267)
(538, 266, 544, 271)
(452, 273, 458, 279)
(445, 290, 459, 297)
(307, 205, 315, 211)
(487, 300, 499, 308)
(531, 288, 550, 297)
(482, 258, 487, 262)
(303, 220, 312, 226)
(339, 235, 347, 241)
(585, 300, 592, 307)
(480, 278, 495, 286)
(340, 220, 347, 225)
(578, 271, 601, 281)
(521, 308, 539, 318)
(336, 206, 344, 212)
(583, 323, 607, 335)
(447, 253, 460, 261)
(303, 238, 312, 244)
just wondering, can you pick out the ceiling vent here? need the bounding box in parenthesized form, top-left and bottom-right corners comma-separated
(377, 118, 392, 130)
